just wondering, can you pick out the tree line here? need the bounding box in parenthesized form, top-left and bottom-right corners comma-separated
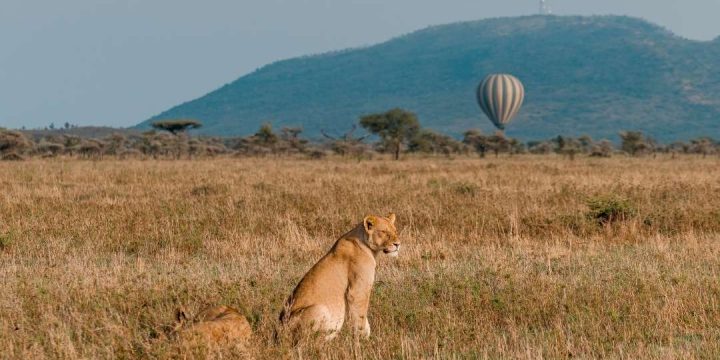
(1, 109, 718, 160)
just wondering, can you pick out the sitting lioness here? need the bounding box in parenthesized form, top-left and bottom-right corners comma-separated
(173, 305, 252, 346)
(279, 213, 400, 341)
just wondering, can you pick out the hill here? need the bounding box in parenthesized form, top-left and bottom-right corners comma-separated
(137, 16, 720, 142)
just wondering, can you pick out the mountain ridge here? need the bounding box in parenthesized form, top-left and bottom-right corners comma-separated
(137, 15, 720, 141)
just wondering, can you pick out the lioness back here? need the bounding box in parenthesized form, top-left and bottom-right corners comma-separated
(174, 305, 252, 346)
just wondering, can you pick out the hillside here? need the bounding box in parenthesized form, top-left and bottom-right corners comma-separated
(137, 16, 720, 141)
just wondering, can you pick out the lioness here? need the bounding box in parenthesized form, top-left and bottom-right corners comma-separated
(279, 213, 400, 341)
(173, 305, 252, 346)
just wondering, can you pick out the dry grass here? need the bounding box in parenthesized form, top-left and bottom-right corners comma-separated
(1, 156, 719, 359)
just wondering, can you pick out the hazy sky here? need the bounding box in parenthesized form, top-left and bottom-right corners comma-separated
(1, 0, 719, 129)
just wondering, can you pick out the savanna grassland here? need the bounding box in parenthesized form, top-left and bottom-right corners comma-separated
(1, 156, 719, 359)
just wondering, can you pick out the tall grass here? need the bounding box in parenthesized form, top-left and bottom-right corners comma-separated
(1, 156, 719, 358)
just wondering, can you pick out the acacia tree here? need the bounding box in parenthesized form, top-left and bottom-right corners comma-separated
(409, 129, 465, 156)
(690, 137, 715, 158)
(485, 134, 512, 157)
(619, 131, 649, 156)
(231, 123, 278, 156)
(590, 140, 615, 157)
(279, 126, 307, 154)
(151, 119, 202, 135)
(578, 135, 594, 154)
(36, 141, 65, 157)
(463, 129, 489, 157)
(360, 108, 420, 160)
(321, 124, 369, 157)
(528, 141, 554, 154)
(104, 133, 128, 156)
(255, 123, 278, 147)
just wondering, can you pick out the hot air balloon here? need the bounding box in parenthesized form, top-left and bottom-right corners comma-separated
(476, 74, 525, 131)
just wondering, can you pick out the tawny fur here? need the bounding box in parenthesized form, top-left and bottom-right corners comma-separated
(173, 305, 252, 346)
(279, 213, 400, 341)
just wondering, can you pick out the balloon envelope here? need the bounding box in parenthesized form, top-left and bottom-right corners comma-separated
(476, 74, 525, 130)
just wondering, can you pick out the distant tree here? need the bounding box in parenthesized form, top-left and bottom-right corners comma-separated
(138, 132, 162, 159)
(49, 122, 55, 130)
(255, 123, 278, 146)
(321, 124, 370, 158)
(646, 137, 659, 156)
(188, 137, 228, 158)
(64, 122, 70, 130)
(63, 135, 82, 149)
(689, 137, 715, 158)
(528, 141, 554, 155)
(151, 119, 202, 135)
(280, 127, 302, 140)
(559, 138, 581, 160)
(230, 136, 268, 157)
(578, 135, 594, 154)
(204, 137, 229, 156)
(76, 140, 105, 160)
(279, 127, 308, 154)
(668, 141, 689, 158)
(463, 129, 489, 157)
(36, 140, 65, 157)
(360, 108, 420, 160)
(508, 138, 525, 155)
(0, 130, 32, 157)
(553, 135, 566, 153)
(225, 123, 280, 157)
(590, 140, 615, 157)
(485, 134, 511, 157)
(409, 129, 465, 156)
(619, 131, 649, 156)
(35, 134, 65, 157)
(408, 129, 438, 154)
(104, 133, 128, 156)
(141, 132, 186, 159)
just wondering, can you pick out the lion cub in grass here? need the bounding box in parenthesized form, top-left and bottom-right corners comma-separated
(280, 213, 400, 341)
(173, 305, 252, 347)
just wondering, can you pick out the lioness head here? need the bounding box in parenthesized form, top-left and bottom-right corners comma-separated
(363, 213, 400, 257)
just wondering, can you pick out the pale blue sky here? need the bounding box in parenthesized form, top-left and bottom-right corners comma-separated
(1, 0, 718, 129)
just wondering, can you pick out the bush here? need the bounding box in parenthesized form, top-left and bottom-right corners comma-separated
(1, 153, 25, 161)
(453, 182, 478, 196)
(0, 233, 12, 251)
(587, 196, 636, 224)
(308, 149, 327, 159)
(0, 130, 32, 156)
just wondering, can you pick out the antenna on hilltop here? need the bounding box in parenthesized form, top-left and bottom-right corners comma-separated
(539, 0, 552, 15)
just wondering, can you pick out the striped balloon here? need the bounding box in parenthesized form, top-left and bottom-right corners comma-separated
(476, 74, 525, 130)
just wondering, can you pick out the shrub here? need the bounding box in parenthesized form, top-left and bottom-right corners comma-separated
(0, 233, 12, 251)
(1, 153, 25, 161)
(308, 149, 327, 159)
(0, 130, 32, 156)
(587, 196, 636, 224)
(453, 182, 478, 196)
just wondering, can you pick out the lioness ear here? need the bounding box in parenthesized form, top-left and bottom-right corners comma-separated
(363, 215, 377, 233)
(387, 213, 396, 225)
